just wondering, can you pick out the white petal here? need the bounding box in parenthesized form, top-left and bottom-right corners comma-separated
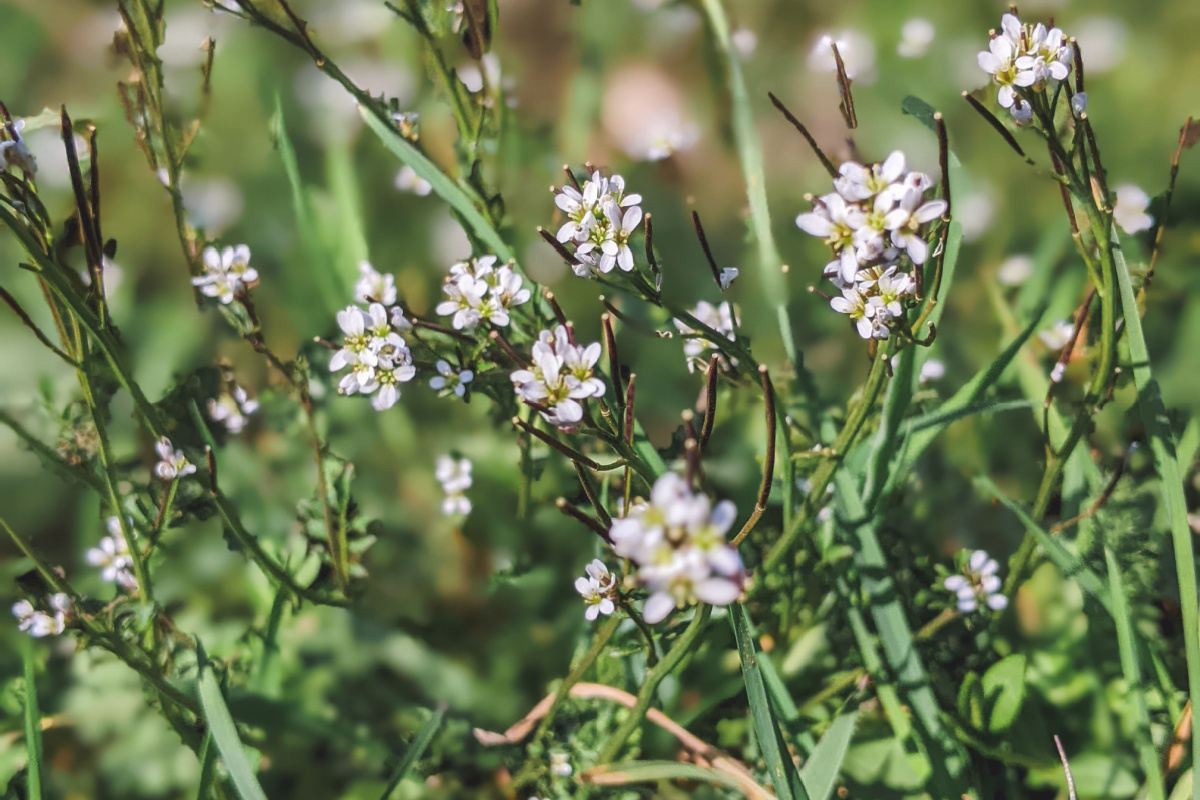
(642, 592, 676, 624)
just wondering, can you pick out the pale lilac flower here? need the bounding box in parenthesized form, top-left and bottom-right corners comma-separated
(155, 438, 196, 481)
(208, 384, 258, 434)
(575, 559, 617, 621)
(1113, 184, 1154, 235)
(87, 519, 137, 590)
(944, 549, 1007, 613)
(429, 360, 473, 398)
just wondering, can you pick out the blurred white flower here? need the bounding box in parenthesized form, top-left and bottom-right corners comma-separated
(943, 549, 1007, 613)
(609, 473, 747, 624)
(603, 65, 699, 161)
(435, 456, 472, 516)
(731, 28, 758, 59)
(395, 165, 433, 196)
(429, 360, 473, 398)
(807, 31, 876, 84)
(674, 300, 737, 371)
(1071, 92, 1088, 118)
(1038, 319, 1075, 351)
(88, 518, 137, 590)
(549, 751, 573, 777)
(1073, 16, 1127, 74)
(191, 244, 258, 305)
(13, 594, 71, 637)
(997, 254, 1034, 286)
(155, 438, 196, 481)
(354, 261, 398, 305)
(574, 559, 617, 621)
(181, 175, 244, 236)
(897, 18, 935, 59)
(955, 190, 995, 243)
(919, 359, 945, 384)
(1113, 184, 1154, 235)
(208, 384, 259, 434)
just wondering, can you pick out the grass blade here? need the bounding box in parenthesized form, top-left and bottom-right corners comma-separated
(730, 603, 809, 800)
(197, 661, 269, 800)
(1111, 228, 1200, 800)
(582, 760, 773, 798)
(21, 642, 44, 800)
(196, 730, 217, 800)
(380, 705, 446, 800)
(800, 711, 858, 800)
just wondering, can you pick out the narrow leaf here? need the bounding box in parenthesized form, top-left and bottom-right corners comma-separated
(380, 705, 446, 800)
(22, 643, 44, 800)
(197, 662, 269, 800)
(800, 712, 858, 800)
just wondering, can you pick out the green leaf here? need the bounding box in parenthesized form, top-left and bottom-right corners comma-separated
(730, 603, 809, 800)
(980, 654, 1026, 733)
(197, 659, 269, 800)
(195, 731, 217, 800)
(359, 107, 515, 265)
(956, 671, 984, 730)
(800, 712, 858, 800)
(21, 643, 43, 800)
(380, 705, 445, 800)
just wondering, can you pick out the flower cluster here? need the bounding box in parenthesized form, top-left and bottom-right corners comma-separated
(575, 559, 617, 621)
(87, 517, 137, 591)
(977, 13, 1071, 123)
(674, 300, 738, 373)
(436, 255, 531, 331)
(609, 472, 747, 624)
(0, 118, 36, 175)
(155, 437, 196, 481)
(330, 303, 417, 411)
(553, 170, 643, 277)
(943, 549, 1008, 613)
(191, 244, 258, 305)
(435, 455, 472, 516)
(12, 593, 70, 637)
(510, 325, 605, 429)
(354, 260, 397, 306)
(796, 151, 944, 339)
(208, 383, 258, 434)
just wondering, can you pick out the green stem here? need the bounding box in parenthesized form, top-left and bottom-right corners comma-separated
(594, 605, 712, 764)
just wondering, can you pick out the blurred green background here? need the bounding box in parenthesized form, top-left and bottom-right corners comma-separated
(1, 0, 1198, 797)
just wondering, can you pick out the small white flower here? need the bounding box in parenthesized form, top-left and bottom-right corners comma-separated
(1038, 319, 1075, 351)
(0, 119, 37, 175)
(394, 165, 433, 196)
(943, 549, 1007, 613)
(13, 594, 70, 637)
(155, 437, 196, 481)
(354, 261, 397, 305)
(575, 559, 617, 621)
(997, 254, 1034, 286)
(598, 200, 642, 273)
(436, 256, 528, 329)
(208, 384, 258, 434)
(429, 360, 474, 398)
(1113, 184, 1154, 235)
(897, 18, 935, 59)
(918, 359, 945, 384)
(511, 326, 605, 429)
(191, 244, 258, 304)
(435, 456, 472, 516)
(87, 521, 137, 590)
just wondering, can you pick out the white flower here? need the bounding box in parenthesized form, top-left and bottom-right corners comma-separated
(354, 261, 397, 305)
(436, 256, 528, 329)
(155, 437, 196, 480)
(598, 200, 642, 273)
(638, 117, 700, 162)
(1039, 319, 1075, 351)
(943, 549, 1007, 613)
(575, 559, 617, 621)
(830, 287, 882, 340)
(1071, 92, 1088, 118)
(884, 179, 947, 265)
(429, 360, 474, 398)
(208, 384, 258, 434)
(511, 326, 605, 429)
(834, 151, 907, 203)
(552, 171, 644, 277)
(731, 28, 758, 59)
(329, 303, 416, 407)
(394, 165, 432, 196)
(918, 359, 945, 384)
(978, 13, 1071, 118)
(435, 456, 472, 516)
(1113, 184, 1154, 235)
(897, 18, 935, 59)
(608, 473, 746, 624)
(0, 119, 36, 175)
(13, 594, 70, 637)
(191, 245, 258, 304)
(87, 520, 137, 590)
(674, 301, 737, 372)
(997, 254, 1034, 286)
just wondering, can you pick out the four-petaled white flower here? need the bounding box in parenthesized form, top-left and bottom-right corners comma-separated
(943, 550, 1008, 613)
(435, 455, 472, 516)
(575, 559, 617, 621)
(551, 170, 644, 278)
(511, 325, 605, 429)
(191, 244, 259, 304)
(977, 13, 1072, 120)
(0, 119, 37, 175)
(436, 256, 530, 331)
(87, 517, 138, 590)
(674, 301, 738, 372)
(1113, 184, 1154, 235)
(354, 261, 397, 305)
(13, 593, 70, 637)
(155, 437, 196, 481)
(208, 384, 258, 434)
(796, 150, 937, 340)
(608, 472, 747, 624)
(329, 303, 417, 409)
(430, 360, 474, 398)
